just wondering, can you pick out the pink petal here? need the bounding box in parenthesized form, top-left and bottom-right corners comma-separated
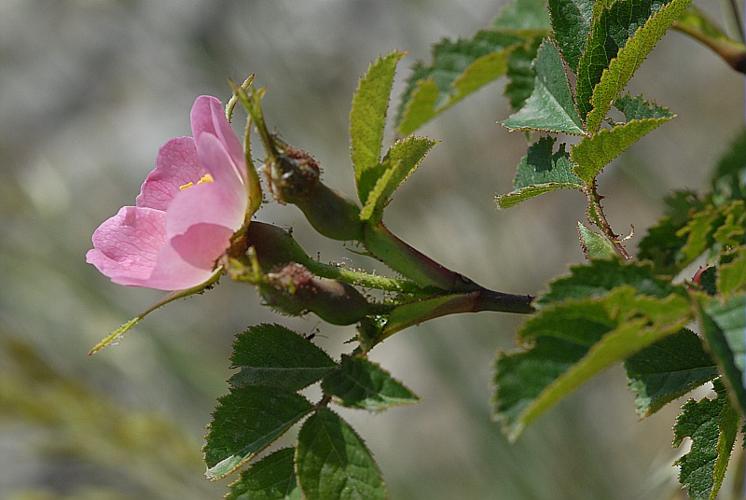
(141, 237, 221, 291)
(86, 206, 168, 284)
(169, 223, 234, 269)
(190, 95, 246, 180)
(136, 137, 203, 211)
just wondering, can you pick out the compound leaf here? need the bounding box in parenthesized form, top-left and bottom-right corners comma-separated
(227, 448, 301, 500)
(548, 0, 594, 70)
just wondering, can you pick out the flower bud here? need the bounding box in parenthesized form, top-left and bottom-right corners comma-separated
(259, 263, 374, 325)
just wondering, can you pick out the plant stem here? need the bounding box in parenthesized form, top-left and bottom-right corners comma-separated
(585, 182, 631, 260)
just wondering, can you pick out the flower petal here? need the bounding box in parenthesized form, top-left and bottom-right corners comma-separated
(136, 137, 203, 211)
(86, 206, 168, 284)
(190, 95, 245, 180)
(143, 236, 221, 290)
(169, 223, 233, 269)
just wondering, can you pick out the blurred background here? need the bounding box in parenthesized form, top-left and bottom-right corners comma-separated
(1, 0, 744, 498)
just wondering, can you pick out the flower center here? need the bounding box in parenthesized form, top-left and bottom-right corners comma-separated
(179, 173, 215, 191)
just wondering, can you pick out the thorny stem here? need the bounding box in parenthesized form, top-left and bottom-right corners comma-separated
(585, 181, 631, 260)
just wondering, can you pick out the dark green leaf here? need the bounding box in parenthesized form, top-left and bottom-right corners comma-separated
(712, 128, 746, 201)
(502, 40, 585, 135)
(615, 94, 673, 120)
(496, 136, 583, 208)
(296, 409, 386, 500)
(494, 0, 552, 31)
(505, 38, 542, 110)
(229, 324, 337, 392)
(227, 448, 301, 500)
(322, 355, 419, 411)
(625, 329, 718, 416)
(548, 0, 594, 70)
(205, 387, 313, 479)
(673, 382, 739, 500)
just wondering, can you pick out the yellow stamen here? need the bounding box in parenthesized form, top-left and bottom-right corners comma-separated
(179, 173, 215, 191)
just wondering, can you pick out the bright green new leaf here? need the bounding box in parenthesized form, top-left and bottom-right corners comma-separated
(583, 0, 691, 132)
(322, 355, 419, 411)
(229, 324, 337, 392)
(494, 0, 552, 32)
(711, 128, 746, 201)
(496, 137, 583, 208)
(718, 248, 746, 295)
(360, 136, 436, 221)
(397, 31, 522, 135)
(227, 448, 301, 500)
(350, 51, 405, 203)
(502, 40, 585, 135)
(548, 0, 594, 70)
(625, 329, 718, 416)
(204, 387, 313, 479)
(296, 409, 386, 500)
(673, 382, 739, 500)
(675, 201, 745, 267)
(697, 301, 746, 415)
(571, 115, 674, 182)
(577, 221, 617, 259)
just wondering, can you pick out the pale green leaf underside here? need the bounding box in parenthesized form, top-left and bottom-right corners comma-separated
(360, 136, 436, 221)
(321, 355, 419, 411)
(204, 387, 313, 480)
(584, 0, 691, 132)
(673, 383, 739, 500)
(296, 409, 386, 500)
(350, 51, 405, 202)
(571, 116, 673, 182)
(497, 136, 583, 208)
(502, 40, 585, 135)
(227, 448, 301, 500)
(577, 221, 617, 259)
(705, 295, 746, 391)
(548, 0, 594, 71)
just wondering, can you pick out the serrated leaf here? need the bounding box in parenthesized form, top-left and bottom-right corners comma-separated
(502, 40, 585, 135)
(360, 136, 436, 221)
(548, 0, 594, 70)
(495, 286, 691, 439)
(229, 324, 337, 392)
(577, 221, 617, 259)
(697, 301, 746, 415)
(538, 259, 676, 305)
(494, 0, 552, 32)
(677, 204, 724, 266)
(321, 355, 418, 411)
(673, 382, 739, 500)
(350, 51, 405, 202)
(204, 387, 313, 480)
(496, 136, 583, 208)
(712, 128, 746, 201)
(505, 37, 542, 109)
(296, 409, 386, 500)
(227, 448, 301, 500)
(615, 93, 673, 120)
(582, 0, 691, 132)
(625, 329, 718, 416)
(571, 115, 674, 182)
(719, 248, 746, 295)
(704, 295, 746, 392)
(397, 31, 521, 135)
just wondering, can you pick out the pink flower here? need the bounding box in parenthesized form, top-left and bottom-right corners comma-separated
(86, 96, 249, 291)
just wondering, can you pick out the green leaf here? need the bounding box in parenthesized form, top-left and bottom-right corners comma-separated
(502, 40, 585, 135)
(712, 128, 746, 201)
(229, 324, 337, 392)
(296, 409, 386, 500)
(321, 355, 419, 411)
(625, 329, 718, 416)
(697, 301, 746, 415)
(548, 0, 594, 70)
(674, 202, 745, 266)
(582, 0, 691, 132)
(494, 0, 552, 32)
(571, 115, 674, 182)
(719, 248, 746, 295)
(360, 136, 436, 222)
(204, 387, 313, 479)
(577, 221, 617, 259)
(397, 31, 522, 135)
(227, 448, 301, 500)
(615, 93, 673, 120)
(350, 51, 405, 202)
(496, 136, 583, 208)
(537, 259, 676, 306)
(673, 382, 739, 500)
(704, 294, 746, 391)
(505, 38, 542, 110)
(495, 286, 691, 439)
